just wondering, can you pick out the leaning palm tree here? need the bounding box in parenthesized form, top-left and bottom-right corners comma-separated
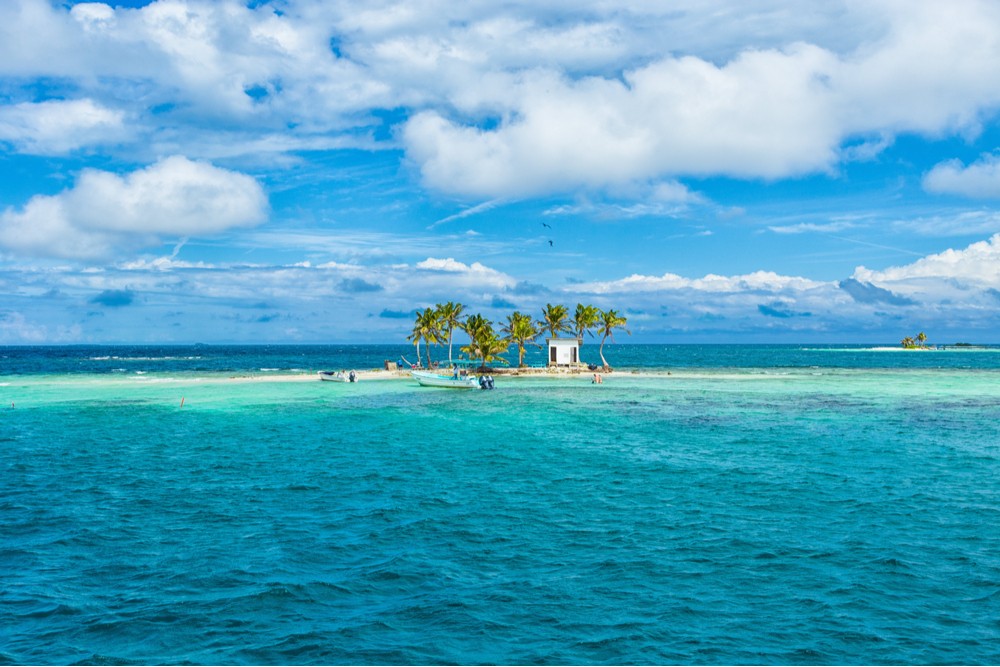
(502, 311, 541, 367)
(435, 301, 465, 364)
(901, 336, 915, 349)
(597, 308, 630, 369)
(407, 311, 424, 366)
(538, 303, 571, 339)
(412, 308, 442, 367)
(572, 303, 601, 344)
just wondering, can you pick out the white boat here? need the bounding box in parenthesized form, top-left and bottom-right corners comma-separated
(318, 370, 357, 382)
(411, 370, 479, 389)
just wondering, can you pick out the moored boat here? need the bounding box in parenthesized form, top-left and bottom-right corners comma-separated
(411, 370, 479, 389)
(319, 370, 357, 382)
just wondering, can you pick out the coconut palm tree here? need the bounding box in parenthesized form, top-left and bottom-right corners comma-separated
(407, 311, 424, 366)
(462, 313, 491, 349)
(475, 330, 510, 370)
(917, 332, 927, 348)
(411, 308, 442, 367)
(435, 301, 466, 364)
(901, 336, 915, 349)
(538, 303, 571, 339)
(460, 314, 509, 370)
(597, 308, 630, 369)
(502, 311, 541, 367)
(572, 303, 600, 343)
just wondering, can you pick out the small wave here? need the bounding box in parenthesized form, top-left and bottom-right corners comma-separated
(88, 356, 202, 361)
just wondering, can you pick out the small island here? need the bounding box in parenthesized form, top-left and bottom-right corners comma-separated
(900, 332, 930, 349)
(404, 301, 630, 373)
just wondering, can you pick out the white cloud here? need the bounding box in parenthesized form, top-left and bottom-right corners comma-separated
(0, 156, 267, 261)
(2, 0, 998, 182)
(853, 233, 1000, 287)
(401, 1, 1000, 197)
(573, 269, 827, 295)
(0, 99, 127, 154)
(768, 220, 858, 234)
(71, 3, 116, 33)
(923, 154, 1000, 199)
(7, 232, 1000, 343)
(415, 256, 515, 288)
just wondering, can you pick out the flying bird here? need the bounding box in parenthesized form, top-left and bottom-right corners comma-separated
(548, 239, 553, 247)
(541, 222, 551, 228)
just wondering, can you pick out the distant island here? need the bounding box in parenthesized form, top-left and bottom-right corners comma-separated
(900, 332, 930, 349)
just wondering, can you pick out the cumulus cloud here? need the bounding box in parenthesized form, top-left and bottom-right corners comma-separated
(402, 1, 1000, 197)
(0, 99, 127, 154)
(0, 156, 268, 261)
(1, 1, 998, 187)
(414, 256, 515, 287)
(852, 233, 1000, 287)
(923, 154, 1000, 199)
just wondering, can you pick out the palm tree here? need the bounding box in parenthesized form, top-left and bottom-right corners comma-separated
(917, 332, 927, 348)
(407, 310, 424, 366)
(436, 301, 465, 364)
(475, 330, 510, 370)
(410, 308, 442, 367)
(538, 303, 571, 339)
(502, 311, 541, 367)
(460, 314, 509, 370)
(462, 313, 491, 349)
(597, 308, 630, 369)
(572, 303, 600, 344)
(901, 336, 915, 349)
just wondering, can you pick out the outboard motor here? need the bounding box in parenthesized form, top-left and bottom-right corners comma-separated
(349, 370, 356, 383)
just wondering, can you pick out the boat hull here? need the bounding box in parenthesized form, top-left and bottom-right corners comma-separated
(412, 370, 479, 389)
(318, 371, 349, 382)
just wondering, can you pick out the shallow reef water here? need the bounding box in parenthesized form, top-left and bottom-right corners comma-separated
(2, 345, 1000, 664)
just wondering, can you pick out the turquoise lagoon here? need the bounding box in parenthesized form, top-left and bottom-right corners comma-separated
(2, 345, 1000, 664)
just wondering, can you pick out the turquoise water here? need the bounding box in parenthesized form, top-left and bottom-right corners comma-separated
(2, 346, 1000, 664)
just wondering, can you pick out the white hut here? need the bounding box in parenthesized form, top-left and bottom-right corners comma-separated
(547, 337, 580, 366)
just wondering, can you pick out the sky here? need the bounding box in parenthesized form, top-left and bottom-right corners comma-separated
(2, 0, 1000, 345)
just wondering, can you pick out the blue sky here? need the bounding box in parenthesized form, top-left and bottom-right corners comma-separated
(2, 0, 1000, 344)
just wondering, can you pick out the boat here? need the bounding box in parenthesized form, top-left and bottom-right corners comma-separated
(318, 370, 357, 382)
(411, 370, 479, 389)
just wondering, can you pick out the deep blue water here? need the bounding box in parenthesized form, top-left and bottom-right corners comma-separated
(2, 342, 999, 375)
(2, 345, 1000, 665)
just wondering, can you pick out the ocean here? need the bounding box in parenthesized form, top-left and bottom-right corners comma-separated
(2, 344, 999, 665)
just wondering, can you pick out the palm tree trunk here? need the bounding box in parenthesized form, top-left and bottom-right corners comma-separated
(599, 335, 609, 368)
(518, 343, 525, 367)
(448, 329, 453, 364)
(415, 339, 421, 367)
